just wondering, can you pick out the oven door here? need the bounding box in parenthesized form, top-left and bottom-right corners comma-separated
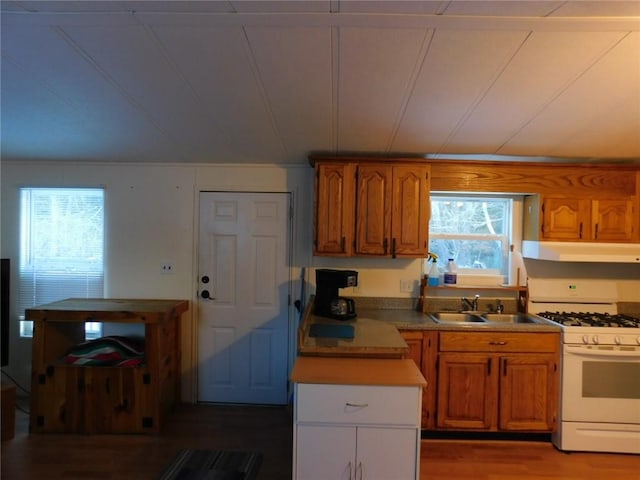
(561, 344, 640, 424)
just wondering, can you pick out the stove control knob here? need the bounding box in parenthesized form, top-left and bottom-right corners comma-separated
(614, 336, 622, 345)
(582, 335, 589, 344)
(637, 337, 640, 346)
(592, 335, 599, 345)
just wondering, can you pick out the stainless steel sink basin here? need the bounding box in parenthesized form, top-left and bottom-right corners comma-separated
(428, 311, 541, 325)
(429, 312, 486, 324)
(482, 313, 537, 324)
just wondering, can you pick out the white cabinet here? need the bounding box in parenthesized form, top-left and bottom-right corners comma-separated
(293, 383, 422, 480)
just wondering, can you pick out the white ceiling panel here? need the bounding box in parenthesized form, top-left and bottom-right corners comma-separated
(245, 26, 334, 160)
(441, 1, 562, 17)
(338, 1, 442, 14)
(551, 1, 640, 17)
(448, 30, 627, 154)
(504, 31, 640, 159)
(62, 24, 239, 162)
(1, 0, 639, 164)
(337, 27, 428, 151)
(151, 25, 286, 162)
(392, 29, 529, 153)
(0, 23, 180, 161)
(230, 1, 330, 13)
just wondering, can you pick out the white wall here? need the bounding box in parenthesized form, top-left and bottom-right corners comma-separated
(0, 161, 313, 400)
(0, 160, 424, 401)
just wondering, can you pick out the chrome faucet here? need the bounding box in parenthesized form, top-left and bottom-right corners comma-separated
(461, 294, 480, 311)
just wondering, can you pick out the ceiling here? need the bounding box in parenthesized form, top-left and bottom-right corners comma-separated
(1, 1, 639, 165)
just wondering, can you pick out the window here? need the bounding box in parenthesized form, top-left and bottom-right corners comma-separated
(19, 188, 104, 339)
(428, 195, 515, 282)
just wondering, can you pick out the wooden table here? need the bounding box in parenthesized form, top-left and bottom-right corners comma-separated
(27, 298, 189, 434)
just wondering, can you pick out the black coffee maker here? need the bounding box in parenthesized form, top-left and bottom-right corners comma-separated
(314, 269, 358, 320)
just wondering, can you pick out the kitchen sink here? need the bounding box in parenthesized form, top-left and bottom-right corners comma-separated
(429, 312, 486, 324)
(482, 313, 537, 324)
(428, 311, 542, 325)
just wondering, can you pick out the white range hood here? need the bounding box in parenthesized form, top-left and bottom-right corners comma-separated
(522, 241, 640, 263)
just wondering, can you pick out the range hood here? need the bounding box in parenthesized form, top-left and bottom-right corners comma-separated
(522, 241, 640, 263)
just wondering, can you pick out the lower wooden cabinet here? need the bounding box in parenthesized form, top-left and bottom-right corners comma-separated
(436, 331, 559, 432)
(293, 382, 422, 480)
(400, 330, 438, 429)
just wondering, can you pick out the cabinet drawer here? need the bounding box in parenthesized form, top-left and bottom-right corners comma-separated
(439, 332, 559, 353)
(296, 383, 420, 426)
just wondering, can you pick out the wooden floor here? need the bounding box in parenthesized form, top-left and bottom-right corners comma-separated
(2, 399, 639, 480)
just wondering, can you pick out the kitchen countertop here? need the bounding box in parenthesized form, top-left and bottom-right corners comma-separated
(291, 356, 426, 387)
(297, 297, 561, 359)
(298, 300, 409, 358)
(359, 308, 562, 333)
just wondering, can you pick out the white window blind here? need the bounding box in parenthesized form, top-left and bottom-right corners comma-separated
(19, 188, 104, 338)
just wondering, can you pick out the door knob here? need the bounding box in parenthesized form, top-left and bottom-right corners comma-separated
(201, 290, 211, 299)
(201, 275, 210, 283)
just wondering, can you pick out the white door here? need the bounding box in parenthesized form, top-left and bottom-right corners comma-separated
(197, 191, 291, 404)
(295, 425, 355, 480)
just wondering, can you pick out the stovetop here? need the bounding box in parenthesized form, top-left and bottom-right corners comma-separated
(536, 311, 640, 328)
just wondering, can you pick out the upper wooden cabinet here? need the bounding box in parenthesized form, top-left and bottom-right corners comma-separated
(525, 195, 636, 243)
(313, 160, 430, 257)
(355, 164, 430, 257)
(313, 162, 356, 256)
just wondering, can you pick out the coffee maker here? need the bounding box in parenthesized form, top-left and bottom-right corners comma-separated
(314, 269, 358, 320)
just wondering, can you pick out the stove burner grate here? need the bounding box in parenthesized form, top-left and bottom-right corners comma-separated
(536, 311, 640, 328)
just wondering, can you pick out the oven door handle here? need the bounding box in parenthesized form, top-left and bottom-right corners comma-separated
(566, 345, 640, 358)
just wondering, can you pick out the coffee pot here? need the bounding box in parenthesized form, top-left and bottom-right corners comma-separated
(314, 269, 358, 320)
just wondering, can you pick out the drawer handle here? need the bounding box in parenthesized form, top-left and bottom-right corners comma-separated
(345, 402, 369, 408)
(489, 341, 507, 346)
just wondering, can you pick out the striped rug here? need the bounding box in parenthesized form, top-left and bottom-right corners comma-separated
(156, 449, 263, 480)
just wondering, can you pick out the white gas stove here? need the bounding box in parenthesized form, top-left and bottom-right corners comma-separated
(528, 278, 640, 454)
(528, 279, 640, 345)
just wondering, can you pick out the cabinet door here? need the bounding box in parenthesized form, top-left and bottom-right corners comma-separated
(400, 330, 430, 429)
(592, 198, 635, 242)
(30, 366, 84, 433)
(499, 354, 558, 431)
(422, 331, 438, 429)
(400, 330, 423, 367)
(391, 165, 430, 257)
(541, 196, 591, 240)
(356, 427, 418, 480)
(355, 164, 392, 255)
(314, 163, 355, 255)
(437, 353, 497, 430)
(295, 425, 355, 480)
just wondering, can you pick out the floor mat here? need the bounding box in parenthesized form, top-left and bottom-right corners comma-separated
(156, 449, 263, 480)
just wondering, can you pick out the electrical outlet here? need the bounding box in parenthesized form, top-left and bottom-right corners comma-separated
(400, 279, 414, 293)
(160, 263, 174, 274)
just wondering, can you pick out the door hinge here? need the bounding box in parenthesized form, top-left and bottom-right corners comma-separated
(288, 294, 291, 306)
(289, 202, 294, 220)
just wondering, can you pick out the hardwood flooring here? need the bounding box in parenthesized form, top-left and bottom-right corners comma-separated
(2, 399, 639, 480)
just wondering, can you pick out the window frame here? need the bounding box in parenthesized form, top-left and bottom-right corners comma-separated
(428, 193, 524, 284)
(18, 187, 105, 339)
